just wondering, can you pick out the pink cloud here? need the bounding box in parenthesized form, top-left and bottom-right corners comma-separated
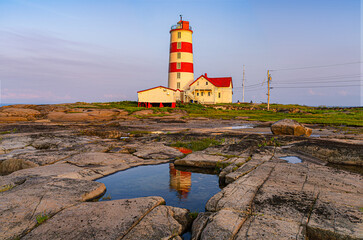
(1, 88, 72, 102)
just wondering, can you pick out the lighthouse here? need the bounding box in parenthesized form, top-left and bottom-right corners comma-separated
(168, 16, 194, 90)
(137, 16, 233, 107)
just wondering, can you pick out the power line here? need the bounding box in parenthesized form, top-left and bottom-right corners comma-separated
(270, 61, 361, 72)
(272, 84, 361, 89)
(273, 74, 361, 83)
(272, 79, 363, 85)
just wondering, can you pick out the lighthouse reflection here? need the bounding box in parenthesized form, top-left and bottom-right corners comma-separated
(169, 163, 192, 199)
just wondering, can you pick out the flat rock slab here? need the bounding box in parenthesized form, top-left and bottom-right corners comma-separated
(174, 153, 226, 168)
(64, 152, 170, 179)
(132, 142, 184, 160)
(196, 157, 363, 240)
(3, 162, 99, 180)
(0, 176, 105, 240)
(123, 205, 190, 240)
(23, 197, 169, 240)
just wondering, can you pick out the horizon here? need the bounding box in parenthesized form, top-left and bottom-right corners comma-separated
(0, 0, 361, 106)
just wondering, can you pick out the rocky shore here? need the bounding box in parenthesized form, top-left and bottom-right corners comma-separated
(0, 104, 362, 239)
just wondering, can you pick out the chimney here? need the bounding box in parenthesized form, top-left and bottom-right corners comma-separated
(205, 73, 207, 77)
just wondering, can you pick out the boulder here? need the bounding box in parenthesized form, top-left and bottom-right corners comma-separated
(271, 119, 312, 137)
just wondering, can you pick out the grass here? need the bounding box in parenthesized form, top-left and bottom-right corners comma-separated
(188, 211, 199, 220)
(258, 137, 281, 148)
(68, 101, 363, 126)
(36, 212, 49, 225)
(0, 184, 14, 193)
(215, 161, 232, 172)
(170, 137, 224, 152)
(102, 193, 112, 200)
(0, 128, 17, 135)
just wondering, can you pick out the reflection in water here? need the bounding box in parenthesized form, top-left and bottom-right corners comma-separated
(96, 163, 221, 212)
(169, 164, 192, 199)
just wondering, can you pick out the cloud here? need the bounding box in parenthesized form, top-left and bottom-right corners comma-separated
(308, 89, 326, 96)
(1, 88, 73, 102)
(338, 90, 349, 96)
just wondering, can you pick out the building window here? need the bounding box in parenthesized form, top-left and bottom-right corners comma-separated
(177, 42, 181, 49)
(177, 82, 180, 89)
(197, 81, 199, 85)
(208, 92, 211, 96)
(218, 93, 221, 98)
(178, 32, 181, 38)
(197, 92, 199, 96)
(177, 52, 181, 59)
(201, 92, 204, 96)
(206, 82, 208, 85)
(177, 62, 181, 69)
(177, 72, 181, 79)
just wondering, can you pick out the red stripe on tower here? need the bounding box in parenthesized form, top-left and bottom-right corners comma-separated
(169, 62, 194, 73)
(170, 42, 193, 53)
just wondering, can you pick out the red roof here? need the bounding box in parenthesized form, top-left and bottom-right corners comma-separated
(189, 74, 233, 88)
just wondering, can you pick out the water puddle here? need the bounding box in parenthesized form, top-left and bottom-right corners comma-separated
(96, 163, 221, 212)
(225, 124, 254, 130)
(280, 156, 302, 164)
(310, 134, 321, 137)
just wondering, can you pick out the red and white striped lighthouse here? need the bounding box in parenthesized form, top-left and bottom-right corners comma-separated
(168, 16, 194, 90)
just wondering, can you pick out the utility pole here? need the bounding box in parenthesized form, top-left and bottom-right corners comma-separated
(267, 70, 271, 111)
(242, 65, 245, 102)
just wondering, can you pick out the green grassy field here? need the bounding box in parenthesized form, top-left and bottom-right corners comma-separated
(70, 101, 363, 127)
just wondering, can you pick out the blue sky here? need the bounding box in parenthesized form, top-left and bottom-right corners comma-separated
(0, 0, 361, 106)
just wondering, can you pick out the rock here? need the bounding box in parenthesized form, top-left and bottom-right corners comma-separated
(195, 209, 246, 240)
(47, 112, 91, 122)
(133, 142, 184, 160)
(0, 158, 38, 175)
(1, 108, 41, 117)
(0, 136, 33, 152)
(0, 176, 105, 240)
(224, 152, 273, 184)
(23, 197, 165, 240)
(123, 206, 191, 240)
(132, 109, 154, 116)
(6, 162, 100, 180)
(290, 138, 363, 166)
(196, 154, 363, 240)
(0, 116, 28, 122)
(271, 119, 312, 137)
(174, 152, 226, 168)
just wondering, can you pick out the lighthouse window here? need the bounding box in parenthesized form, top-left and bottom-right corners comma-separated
(177, 52, 181, 59)
(177, 82, 180, 88)
(178, 32, 181, 38)
(177, 62, 181, 69)
(177, 42, 181, 49)
(177, 72, 181, 79)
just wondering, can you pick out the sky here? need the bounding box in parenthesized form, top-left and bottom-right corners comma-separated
(0, 0, 361, 106)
